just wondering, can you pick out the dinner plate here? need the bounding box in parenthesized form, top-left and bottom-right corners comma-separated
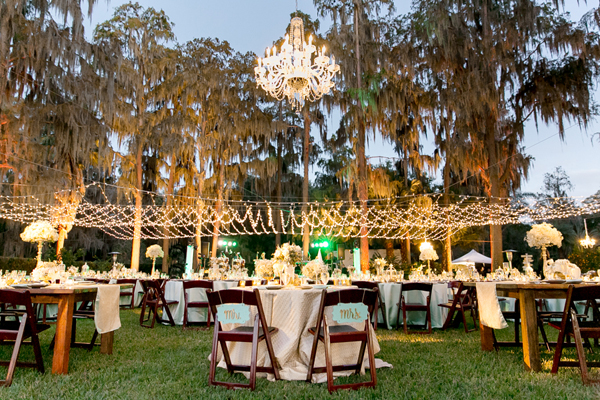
(544, 279, 566, 284)
(10, 282, 49, 289)
(299, 285, 312, 290)
(312, 284, 327, 290)
(566, 279, 583, 284)
(266, 285, 283, 290)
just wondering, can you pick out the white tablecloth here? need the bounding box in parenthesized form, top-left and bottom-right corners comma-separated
(377, 282, 449, 329)
(163, 280, 239, 325)
(212, 287, 391, 383)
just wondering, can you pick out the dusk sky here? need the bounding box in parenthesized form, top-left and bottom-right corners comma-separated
(85, 0, 600, 198)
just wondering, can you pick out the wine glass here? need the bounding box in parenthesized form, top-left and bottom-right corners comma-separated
(320, 271, 329, 286)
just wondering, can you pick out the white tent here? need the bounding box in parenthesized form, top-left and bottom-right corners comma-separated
(452, 249, 492, 264)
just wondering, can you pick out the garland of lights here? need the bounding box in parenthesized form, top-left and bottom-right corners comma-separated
(0, 183, 598, 241)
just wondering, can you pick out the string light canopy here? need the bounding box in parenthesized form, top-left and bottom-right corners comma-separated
(1, 183, 599, 241)
(254, 12, 340, 112)
(580, 219, 596, 248)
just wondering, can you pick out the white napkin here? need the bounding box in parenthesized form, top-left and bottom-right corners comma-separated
(476, 282, 508, 329)
(94, 285, 121, 334)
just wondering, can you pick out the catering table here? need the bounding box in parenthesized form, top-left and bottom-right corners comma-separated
(27, 284, 124, 374)
(466, 281, 593, 372)
(163, 280, 239, 325)
(377, 282, 449, 330)
(212, 286, 390, 382)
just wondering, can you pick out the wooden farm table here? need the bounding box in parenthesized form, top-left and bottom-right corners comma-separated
(28, 284, 128, 374)
(465, 281, 594, 372)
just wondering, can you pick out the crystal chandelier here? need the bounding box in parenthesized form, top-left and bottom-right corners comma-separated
(580, 219, 596, 248)
(254, 16, 340, 112)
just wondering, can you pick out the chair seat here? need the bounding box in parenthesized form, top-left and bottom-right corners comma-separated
(229, 326, 278, 337)
(309, 324, 360, 337)
(0, 321, 50, 339)
(438, 302, 473, 310)
(146, 299, 178, 306)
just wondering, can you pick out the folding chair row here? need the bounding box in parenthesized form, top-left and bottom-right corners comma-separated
(207, 287, 379, 393)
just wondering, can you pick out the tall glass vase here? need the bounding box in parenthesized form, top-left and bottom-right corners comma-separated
(540, 245, 549, 279)
(36, 241, 44, 267)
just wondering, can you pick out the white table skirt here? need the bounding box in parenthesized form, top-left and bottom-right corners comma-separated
(377, 282, 449, 329)
(163, 280, 239, 325)
(212, 287, 391, 383)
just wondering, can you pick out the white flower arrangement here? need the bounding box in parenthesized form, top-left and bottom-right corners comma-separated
(31, 261, 65, 281)
(254, 259, 273, 278)
(232, 258, 245, 269)
(273, 243, 303, 265)
(145, 244, 164, 259)
(20, 221, 59, 243)
(419, 241, 439, 261)
(373, 257, 387, 273)
(525, 222, 563, 248)
(67, 266, 79, 275)
(302, 259, 328, 280)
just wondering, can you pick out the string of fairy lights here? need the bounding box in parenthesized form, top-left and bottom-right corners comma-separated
(0, 182, 598, 241)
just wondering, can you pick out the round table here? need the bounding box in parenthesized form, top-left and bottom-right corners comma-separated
(212, 286, 391, 382)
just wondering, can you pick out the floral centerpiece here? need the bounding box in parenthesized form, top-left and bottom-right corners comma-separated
(273, 243, 302, 282)
(255, 259, 274, 279)
(373, 257, 387, 276)
(31, 261, 66, 282)
(145, 244, 164, 276)
(302, 258, 328, 281)
(525, 222, 563, 278)
(419, 241, 438, 274)
(209, 256, 229, 280)
(20, 221, 59, 266)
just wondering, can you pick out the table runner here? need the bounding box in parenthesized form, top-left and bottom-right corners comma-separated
(476, 282, 508, 329)
(94, 285, 121, 333)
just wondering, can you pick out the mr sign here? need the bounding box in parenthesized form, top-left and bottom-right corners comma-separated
(332, 302, 369, 324)
(217, 304, 251, 324)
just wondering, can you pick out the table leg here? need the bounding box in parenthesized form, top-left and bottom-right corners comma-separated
(52, 294, 75, 374)
(480, 322, 495, 351)
(519, 290, 541, 372)
(100, 332, 114, 355)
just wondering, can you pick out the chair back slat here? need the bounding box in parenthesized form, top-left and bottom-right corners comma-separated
(569, 285, 600, 302)
(0, 289, 37, 334)
(401, 282, 433, 294)
(116, 279, 137, 285)
(353, 281, 379, 291)
(183, 280, 213, 291)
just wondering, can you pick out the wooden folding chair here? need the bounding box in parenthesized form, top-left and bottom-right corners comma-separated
(353, 281, 386, 330)
(397, 282, 432, 334)
(551, 285, 600, 385)
(439, 281, 477, 333)
(207, 288, 279, 390)
(306, 288, 378, 393)
(0, 289, 49, 387)
(116, 279, 138, 309)
(183, 280, 213, 330)
(140, 280, 178, 328)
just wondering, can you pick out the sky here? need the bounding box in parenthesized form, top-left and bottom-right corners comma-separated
(83, 0, 600, 199)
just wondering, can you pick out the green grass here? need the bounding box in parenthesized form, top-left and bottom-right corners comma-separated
(1, 311, 600, 399)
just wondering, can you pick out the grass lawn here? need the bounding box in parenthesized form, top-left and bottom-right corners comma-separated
(1, 309, 600, 399)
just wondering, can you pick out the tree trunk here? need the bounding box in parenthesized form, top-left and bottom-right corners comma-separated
(56, 226, 67, 261)
(302, 107, 310, 259)
(486, 129, 503, 271)
(442, 162, 452, 271)
(403, 238, 411, 265)
(211, 160, 224, 258)
(275, 130, 283, 247)
(130, 142, 144, 271)
(162, 158, 176, 273)
(354, 4, 370, 272)
(384, 240, 394, 259)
